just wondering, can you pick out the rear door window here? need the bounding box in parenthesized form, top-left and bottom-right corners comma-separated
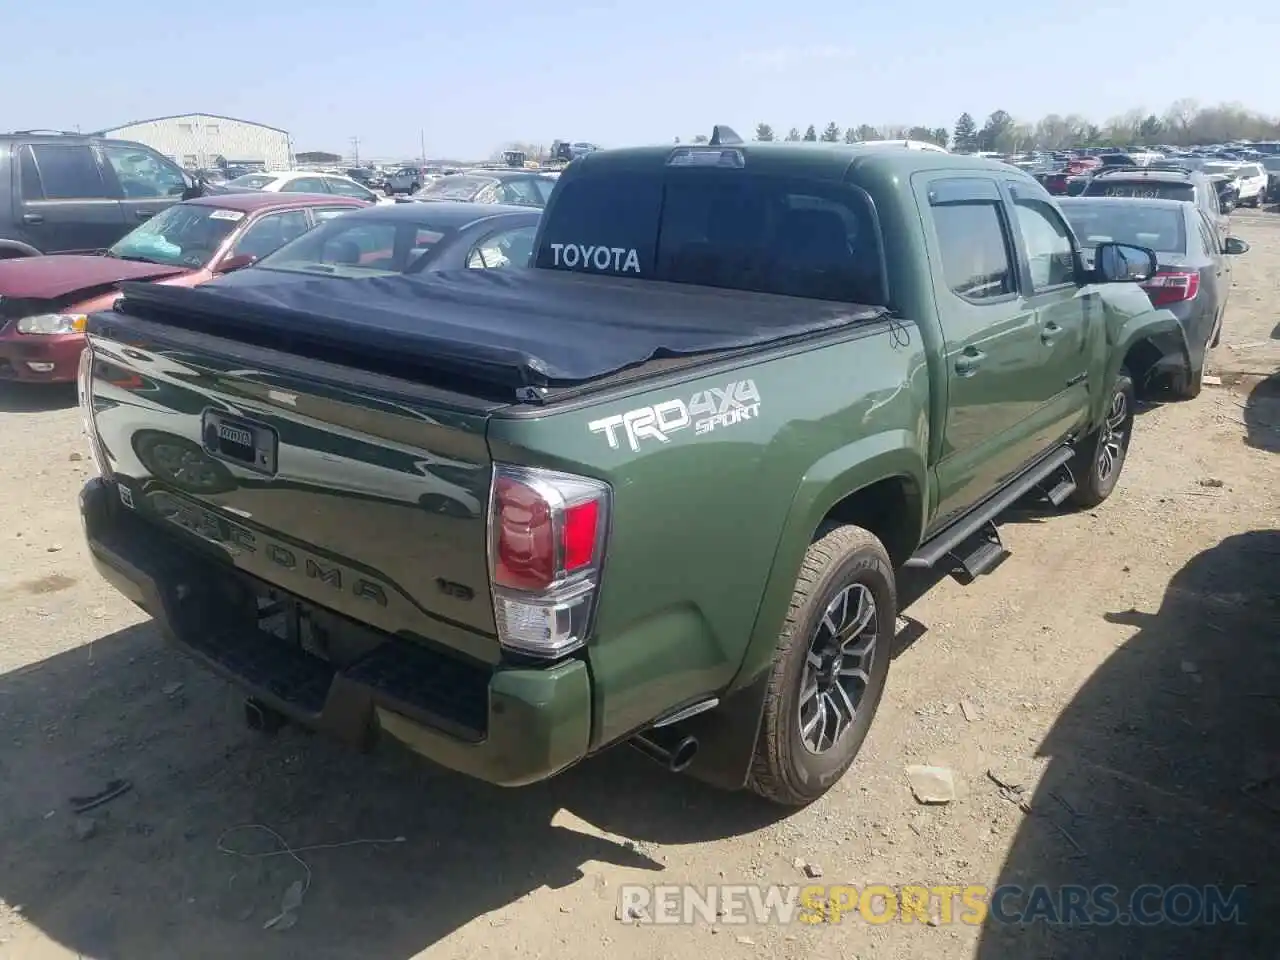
(282, 177, 332, 193)
(324, 177, 377, 201)
(533, 178, 558, 204)
(312, 206, 357, 223)
(466, 224, 537, 269)
(230, 209, 313, 260)
(497, 179, 542, 206)
(23, 144, 109, 200)
(535, 170, 886, 305)
(930, 202, 1016, 300)
(1195, 212, 1218, 256)
(1008, 190, 1076, 291)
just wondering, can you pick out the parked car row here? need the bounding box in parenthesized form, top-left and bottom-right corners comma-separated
(222, 168, 395, 206)
(397, 168, 559, 207)
(0, 172, 544, 383)
(1026, 149, 1274, 212)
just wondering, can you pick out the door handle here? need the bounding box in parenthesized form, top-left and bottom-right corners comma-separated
(1040, 320, 1063, 344)
(135, 210, 154, 221)
(22, 213, 43, 224)
(954, 347, 985, 377)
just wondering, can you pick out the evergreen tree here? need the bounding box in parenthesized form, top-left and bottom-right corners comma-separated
(952, 112, 978, 152)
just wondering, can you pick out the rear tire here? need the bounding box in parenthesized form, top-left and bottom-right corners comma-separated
(746, 524, 895, 807)
(1067, 368, 1135, 509)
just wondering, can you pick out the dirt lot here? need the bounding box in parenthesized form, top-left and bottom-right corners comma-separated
(0, 219, 1277, 960)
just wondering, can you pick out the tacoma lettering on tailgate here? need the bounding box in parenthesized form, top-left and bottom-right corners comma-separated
(145, 488, 389, 606)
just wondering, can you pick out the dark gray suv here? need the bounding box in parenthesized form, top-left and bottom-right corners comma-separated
(1079, 165, 1227, 239)
(0, 130, 213, 258)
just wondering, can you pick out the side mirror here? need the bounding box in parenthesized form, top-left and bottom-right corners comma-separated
(216, 253, 257, 274)
(1223, 236, 1250, 255)
(1094, 242, 1157, 283)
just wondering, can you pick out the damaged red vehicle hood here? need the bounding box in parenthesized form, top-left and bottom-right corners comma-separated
(0, 255, 189, 300)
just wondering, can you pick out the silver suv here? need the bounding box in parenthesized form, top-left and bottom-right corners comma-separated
(386, 166, 422, 196)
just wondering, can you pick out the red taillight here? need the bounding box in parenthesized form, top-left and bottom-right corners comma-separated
(562, 500, 600, 572)
(489, 464, 611, 657)
(1141, 270, 1200, 308)
(493, 475, 556, 591)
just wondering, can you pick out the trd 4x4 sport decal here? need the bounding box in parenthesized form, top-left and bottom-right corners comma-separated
(587, 379, 762, 452)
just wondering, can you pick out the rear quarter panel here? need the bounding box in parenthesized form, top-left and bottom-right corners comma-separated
(488, 324, 930, 748)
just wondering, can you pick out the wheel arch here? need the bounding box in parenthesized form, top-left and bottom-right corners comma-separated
(1106, 307, 1189, 410)
(681, 442, 924, 795)
(735, 434, 927, 695)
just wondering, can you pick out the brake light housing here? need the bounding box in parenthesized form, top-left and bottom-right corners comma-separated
(488, 463, 611, 658)
(76, 347, 105, 477)
(1141, 270, 1200, 308)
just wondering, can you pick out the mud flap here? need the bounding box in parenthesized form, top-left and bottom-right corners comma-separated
(677, 670, 771, 792)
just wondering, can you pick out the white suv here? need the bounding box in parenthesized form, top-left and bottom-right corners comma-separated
(1232, 163, 1268, 207)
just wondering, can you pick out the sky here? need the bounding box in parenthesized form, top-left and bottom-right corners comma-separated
(3, 0, 1274, 161)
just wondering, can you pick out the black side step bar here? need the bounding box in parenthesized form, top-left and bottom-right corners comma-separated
(906, 445, 1075, 571)
(946, 521, 1009, 585)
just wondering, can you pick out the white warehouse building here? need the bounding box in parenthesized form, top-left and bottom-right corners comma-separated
(95, 113, 293, 171)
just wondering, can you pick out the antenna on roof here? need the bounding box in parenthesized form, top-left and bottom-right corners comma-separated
(709, 125, 743, 146)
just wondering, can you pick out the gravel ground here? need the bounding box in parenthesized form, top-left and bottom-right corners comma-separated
(0, 217, 1277, 960)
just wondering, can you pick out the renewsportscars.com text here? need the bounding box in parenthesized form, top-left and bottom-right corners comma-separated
(617, 883, 1248, 927)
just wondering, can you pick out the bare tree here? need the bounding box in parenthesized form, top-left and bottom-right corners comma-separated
(1164, 98, 1200, 144)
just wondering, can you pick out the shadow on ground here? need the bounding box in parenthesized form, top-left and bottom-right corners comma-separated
(1243, 374, 1280, 453)
(0, 555, 956, 957)
(0, 620, 792, 958)
(975, 530, 1280, 959)
(0, 381, 77, 414)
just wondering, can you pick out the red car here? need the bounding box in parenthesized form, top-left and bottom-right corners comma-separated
(0, 192, 368, 384)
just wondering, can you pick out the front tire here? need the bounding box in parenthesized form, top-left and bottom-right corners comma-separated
(1066, 368, 1135, 509)
(747, 524, 895, 807)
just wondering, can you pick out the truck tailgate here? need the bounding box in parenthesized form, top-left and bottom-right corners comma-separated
(85, 320, 499, 659)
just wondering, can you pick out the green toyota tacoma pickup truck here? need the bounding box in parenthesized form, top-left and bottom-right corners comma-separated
(76, 130, 1189, 806)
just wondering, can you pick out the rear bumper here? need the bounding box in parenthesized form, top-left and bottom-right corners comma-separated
(0, 328, 84, 382)
(79, 476, 593, 786)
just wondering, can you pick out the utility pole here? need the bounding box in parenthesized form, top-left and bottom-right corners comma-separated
(349, 136, 360, 165)
(420, 129, 427, 167)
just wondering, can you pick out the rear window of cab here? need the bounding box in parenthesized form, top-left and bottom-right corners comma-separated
(535, 169, 888, 306)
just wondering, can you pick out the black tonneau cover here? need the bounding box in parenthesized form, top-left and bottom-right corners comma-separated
(112, 268, 888, 390)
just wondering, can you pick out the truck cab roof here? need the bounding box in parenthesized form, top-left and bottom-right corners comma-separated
(565, 141, 1007, 184)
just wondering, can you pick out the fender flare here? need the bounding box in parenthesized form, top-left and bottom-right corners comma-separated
(738, 430, 927, 690)
(1099, 306, 1188, 420)
(682, 431, 927, 793)
(0, 239, 41, 258)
